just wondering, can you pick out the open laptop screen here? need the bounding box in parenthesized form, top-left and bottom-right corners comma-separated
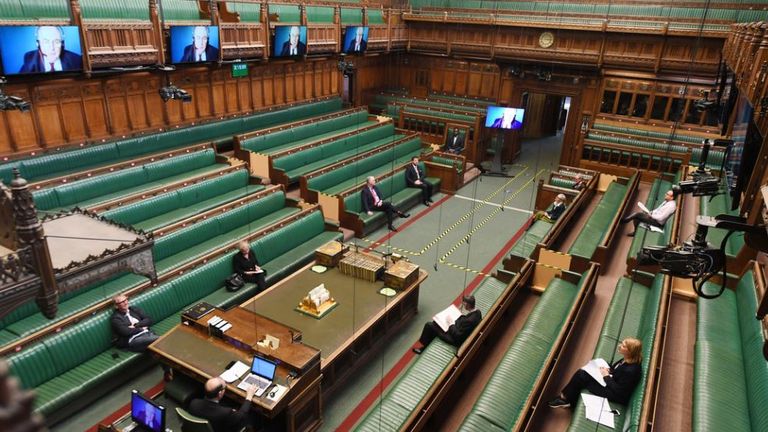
(252, 355, 277, 380)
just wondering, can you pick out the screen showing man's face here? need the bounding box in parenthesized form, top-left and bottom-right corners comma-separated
(355, 27, 364, 43)
(37, 26, 62, 63)
(289, 27, 300, 46)
(193, 27, 208, 54)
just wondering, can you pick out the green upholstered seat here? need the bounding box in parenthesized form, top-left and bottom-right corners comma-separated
(693, 271, 768, 432)
(160, 0, 201, 21)
(80, 0, 149, 20)
(367, 9, 385, 25)
(626, 175, 678, 260)
(568, 177, 632, 259)
(0, 0, 70, 20)
(306, 6, 335, 23)
(699, 184, 744, 257)
(459, 274, 585, 431)
(508, 220, 552, 259)
(268, 4, 301, 22)
(356, 276, 509, 431)
(341, 7, 363, 24)
(550, 177, 575, 189)
(227, 1, 261, 22)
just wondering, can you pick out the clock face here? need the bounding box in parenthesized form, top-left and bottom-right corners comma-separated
(539, 32, 555, 48)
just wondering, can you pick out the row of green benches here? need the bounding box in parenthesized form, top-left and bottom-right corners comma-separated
(305, 135, 425, 199)
(1, 97, 341, 184)
(591, 122, 709, 145)
(586, 131, 725, 169)
(101, 169, 263, 233)
(370, 94, 487, 114)
(568, 272, 666, 431)
(342, 162, 440, 236)
(694, 267, 768, 431)
(627, 173, 680, 265)
(32, 149, 226, 212)
(699, 182, 745, 258)
(459, 268, 595, 431)
(386, 103, 479, 125)
(0, 187, 299, 348)
(428, 92, 495, 107)
(582, 142, 685, 175)
(7, 209, 342, 423)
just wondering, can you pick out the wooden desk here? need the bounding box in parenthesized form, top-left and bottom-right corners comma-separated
(149, 308, 322, 432)
(241, 261, 426, 396)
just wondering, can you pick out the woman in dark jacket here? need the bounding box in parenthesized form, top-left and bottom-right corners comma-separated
(549, 337, 642, 408)
(232, 240, 266, 293)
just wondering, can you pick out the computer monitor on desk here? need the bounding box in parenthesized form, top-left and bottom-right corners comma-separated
(129, 390, 165, 432)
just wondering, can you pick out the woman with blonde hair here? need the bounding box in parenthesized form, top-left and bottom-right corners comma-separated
(549, 337, 642, 409)
(232, 240, 266, 293)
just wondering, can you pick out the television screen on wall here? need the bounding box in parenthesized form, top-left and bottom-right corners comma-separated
(0, 25, 83, 75)
(273, 25, 308, 58)
(343, 26, 369, 54)
(169, 25, 220, 64)
(485, 106, 525, 130)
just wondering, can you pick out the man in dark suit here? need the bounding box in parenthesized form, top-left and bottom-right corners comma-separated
(361, 176, 409, 232)
(280, 26, 306, 56)
(180, 26, 219, 63)
(188, 377, 257, 432)
(346, 27, 367, 53)
(490, 108, 523, 129)
(19, 26, 82, 73)
(412, 295, 482, 354)
(443, 128, 465, 154)
(406, 157, 434, 206)
(534, 193, 567, 223)
(110, 294, 159, 352)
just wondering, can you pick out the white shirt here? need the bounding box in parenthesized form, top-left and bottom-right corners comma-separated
(45, 58, 62, 72)
(197, 52, 207, 62)
(651, 200, 676, 224)
(125, 310, 148, 343)
(412, 164, 420, 180)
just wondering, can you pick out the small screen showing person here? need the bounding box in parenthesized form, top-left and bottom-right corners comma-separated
(274, 25, 307, 57)
(170, 25, 220, 64)
(485, 106, 525, 130)
(0, 26, 83, 75)
(343, 26, 369, 54)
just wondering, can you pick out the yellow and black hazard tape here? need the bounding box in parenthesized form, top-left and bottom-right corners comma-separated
(439, 261, 493, 277)
(439, 168, 546, 262)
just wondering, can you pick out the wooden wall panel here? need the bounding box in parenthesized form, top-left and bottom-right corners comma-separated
(0, 60, 341, 155)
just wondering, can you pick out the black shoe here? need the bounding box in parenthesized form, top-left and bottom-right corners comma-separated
(400, 213, 410, 218)
(412, 347, 423, 354)
(388, 225, 398, 232)
(627, 231, 635, 237)
(548, 398, 570, 409)
(428, 199, 434, 203)
(424, 201, 431, 206)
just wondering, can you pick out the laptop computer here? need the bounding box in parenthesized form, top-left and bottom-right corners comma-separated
(237, 355, 277, 397)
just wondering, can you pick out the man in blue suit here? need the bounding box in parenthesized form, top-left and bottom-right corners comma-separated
(20, 26, 82, 73)
(180, 26, 219, 63)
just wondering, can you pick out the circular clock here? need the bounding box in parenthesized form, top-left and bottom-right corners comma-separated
(539, 32, 555, 48)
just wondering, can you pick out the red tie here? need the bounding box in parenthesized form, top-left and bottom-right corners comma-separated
(49, 62, 55, 72)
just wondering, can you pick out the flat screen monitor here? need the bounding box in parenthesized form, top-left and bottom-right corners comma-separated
(485, 106, 525, 130)
(169, 25, 220, 64)
(0, 25, 83, 75)
(343, 26, 369, 54)
(273, 25, 307, 58)
(131, 390, 165, 432)
(251, 355, 277, 380)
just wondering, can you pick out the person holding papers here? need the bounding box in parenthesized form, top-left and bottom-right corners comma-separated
(621, 190, 677, 237)
(412, 295, 481, 354)
(232, 240, 266, 293)
(548, 337, 642, 409)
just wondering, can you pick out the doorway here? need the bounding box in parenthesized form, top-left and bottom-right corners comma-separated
(519, 92, 569, 167)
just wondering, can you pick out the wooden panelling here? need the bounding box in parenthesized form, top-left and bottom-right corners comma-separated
(0, 60, 341, 154)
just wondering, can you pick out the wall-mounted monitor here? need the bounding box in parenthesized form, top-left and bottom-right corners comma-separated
(169, 25, 220, 64)
(343, 26, 369, 54)
(131, 390, 165, 432)
(273, 25, 307, 58)
(485, 106, 525, 130)
(0, 26, 83, 75)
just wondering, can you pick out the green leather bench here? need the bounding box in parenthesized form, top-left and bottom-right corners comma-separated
(32, 149, 223, 212)
(306, 136, 424, 198)
(550, 177, 576, 189)
(342, 165, 440, 236)
(699, 185, 744, 258)
(694, 270, 768, 432)
(0, 190, 297, 348)
(430, 155, 464, 176)
(373, 95, 486, 114)
(568, 272, 664, 431)
(101, 170, 263, 232)
(428, 92, 494, 107)
(508, 220, 553, 259)
(239, 110, 371, 154)
(459, 272, 587, 431)
(274, 124, 399, 183)
(0, 0, 70, 20)
(568, 178, 631, 259)
(6, 210, 341, 422)
(355, 276, 510, 431)
(0, 98, 341, 184)
(80, 0, 149, 20)
(627, 174, 679, 261)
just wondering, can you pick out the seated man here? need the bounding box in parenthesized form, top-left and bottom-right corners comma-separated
(361, 176, 409, 232)
(535, 193, 567, 223)
(406, 156, 434, 206)
(621, 190, 676, 237)
(572, 174, 588, 191)
(412, 295, 481, 354)
(188, 377, 257, 432)
(232, 240, 266, 293)
(111, 294, 171, 380)
(443, 128, 464, 154)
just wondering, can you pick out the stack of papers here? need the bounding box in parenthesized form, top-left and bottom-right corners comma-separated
(581, 358, 610, 386)
(432, 305, 461, 332)
(220, 361, 250, 383)
(581, 393, 615, 428)
(207, 316, 232, 333)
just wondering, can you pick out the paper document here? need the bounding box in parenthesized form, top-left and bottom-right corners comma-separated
(581, 358, 610, 386)
(637, 202, 650, 214)
(220, 361, 250, 383)
(581, 393, 615, 429)
(433, 305, 462, 332)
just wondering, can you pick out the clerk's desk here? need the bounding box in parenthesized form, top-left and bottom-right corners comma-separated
(149, 307, 322, 432)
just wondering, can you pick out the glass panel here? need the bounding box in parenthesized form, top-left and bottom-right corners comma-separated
(651, 96, 669, 120)
(668, 98, 685, 122)
(600, 91, 617, 113)
(632, 94, 649, 117)
(616, 92, 632, 115)
(685, 101, 702, 124)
